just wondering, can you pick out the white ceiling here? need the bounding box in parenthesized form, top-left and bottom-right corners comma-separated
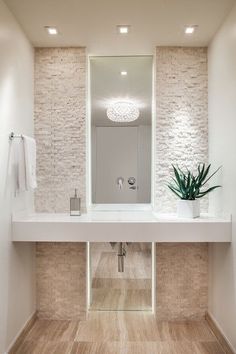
(4, 0, 235, 55)
(91, 56, 152, 127)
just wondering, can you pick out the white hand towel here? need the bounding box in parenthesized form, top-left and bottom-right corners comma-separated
(23, 135, 37, 190)
(18, 139, 27, 191)
(9, 139, 27, 192)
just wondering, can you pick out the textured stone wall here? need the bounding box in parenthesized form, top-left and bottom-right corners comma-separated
(34, 47, 209, 322)
(156, 243, 208, 321)
(155, 48, 208, 321)
(155, 47, 208, 213)
(34, 48, 87, 320)
(36, 243, 86, 320)
(34, 47, 86, 213)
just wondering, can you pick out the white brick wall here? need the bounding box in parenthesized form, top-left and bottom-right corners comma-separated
(34, 47, 86, 213)
(34, 48, 87, 320)
(34, 47, 209, 321)
(35, 47, 208, 214)
(156, 243, 208, 320)
(155, 47, 208, 212)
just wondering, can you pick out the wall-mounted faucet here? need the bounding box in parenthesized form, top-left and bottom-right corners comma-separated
(116, 177, 124, 190)
(129, 185, 136, 190)
(128, 177, 136, 185)
(128, 177, 137, 190)
(118, 242, 126, 272)
(110, 242, 127, 272)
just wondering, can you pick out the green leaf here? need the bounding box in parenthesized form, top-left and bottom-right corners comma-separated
(168, 185, 182, 199)
(201, 164, 211, 183)
(202, 166, 222, 186)
(172, 165, 185, 195)
(195, 185, 221, 198)
(186, 170, 191, 190)
(197, 163, 205, 184)
(168, 183, 181, 194)
(167, 163, 221, 201)
(171, 177, 181, 188)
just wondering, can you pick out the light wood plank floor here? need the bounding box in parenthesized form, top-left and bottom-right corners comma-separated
(12, 312, 226, 354)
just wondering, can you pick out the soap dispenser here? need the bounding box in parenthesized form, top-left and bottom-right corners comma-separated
(70, 189, 81, 216)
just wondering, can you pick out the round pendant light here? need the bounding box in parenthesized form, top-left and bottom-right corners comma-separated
(106, 101, 140, 122)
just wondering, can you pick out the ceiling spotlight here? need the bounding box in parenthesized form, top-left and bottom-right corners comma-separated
(120, 71, 127, 76)
(185, 25, 198, 34)
(45, 26, 58, 35)
(117, 25, 130, 34)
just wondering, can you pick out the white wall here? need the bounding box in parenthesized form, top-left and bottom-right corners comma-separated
(208, 3, 236, 351)
(92, 126, 151, 204)
(0, 1, 35, 352)
(94, 127, 138, 203)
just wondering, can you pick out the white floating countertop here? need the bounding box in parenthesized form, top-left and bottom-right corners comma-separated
(12, 211, 232, 243)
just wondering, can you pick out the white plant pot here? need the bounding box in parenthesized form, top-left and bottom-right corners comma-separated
(177, 199, 200, 219)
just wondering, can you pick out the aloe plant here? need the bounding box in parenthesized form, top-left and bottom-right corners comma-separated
(168, 163, 221, 200)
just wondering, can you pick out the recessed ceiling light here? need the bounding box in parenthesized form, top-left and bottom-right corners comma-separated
(45, 26, 58, 35)
(185, 25, 198, 34)
(117, 25, 130, 34)
(120, 71, 127, 76)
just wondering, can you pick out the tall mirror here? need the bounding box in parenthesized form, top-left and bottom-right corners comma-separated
(90, 56, 153, 204)
(89, 242, 152, 311)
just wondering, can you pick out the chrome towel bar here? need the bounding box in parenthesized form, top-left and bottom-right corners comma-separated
(9, 132, 23, 140)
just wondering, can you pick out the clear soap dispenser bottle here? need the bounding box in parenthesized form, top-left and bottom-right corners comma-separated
(70, 189, 81, 216)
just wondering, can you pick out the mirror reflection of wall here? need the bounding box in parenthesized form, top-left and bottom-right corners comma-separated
(90, 56, 153, 204)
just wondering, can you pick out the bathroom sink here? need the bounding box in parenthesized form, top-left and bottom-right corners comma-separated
(12, 211, 231, 243)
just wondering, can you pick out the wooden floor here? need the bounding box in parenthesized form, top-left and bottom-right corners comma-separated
(12, 312, 226, 354)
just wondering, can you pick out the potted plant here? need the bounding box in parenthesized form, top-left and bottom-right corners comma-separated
(168, 163, 221, 218)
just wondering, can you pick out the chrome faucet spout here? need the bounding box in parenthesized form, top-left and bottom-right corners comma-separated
(118, 242, 126, 272)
